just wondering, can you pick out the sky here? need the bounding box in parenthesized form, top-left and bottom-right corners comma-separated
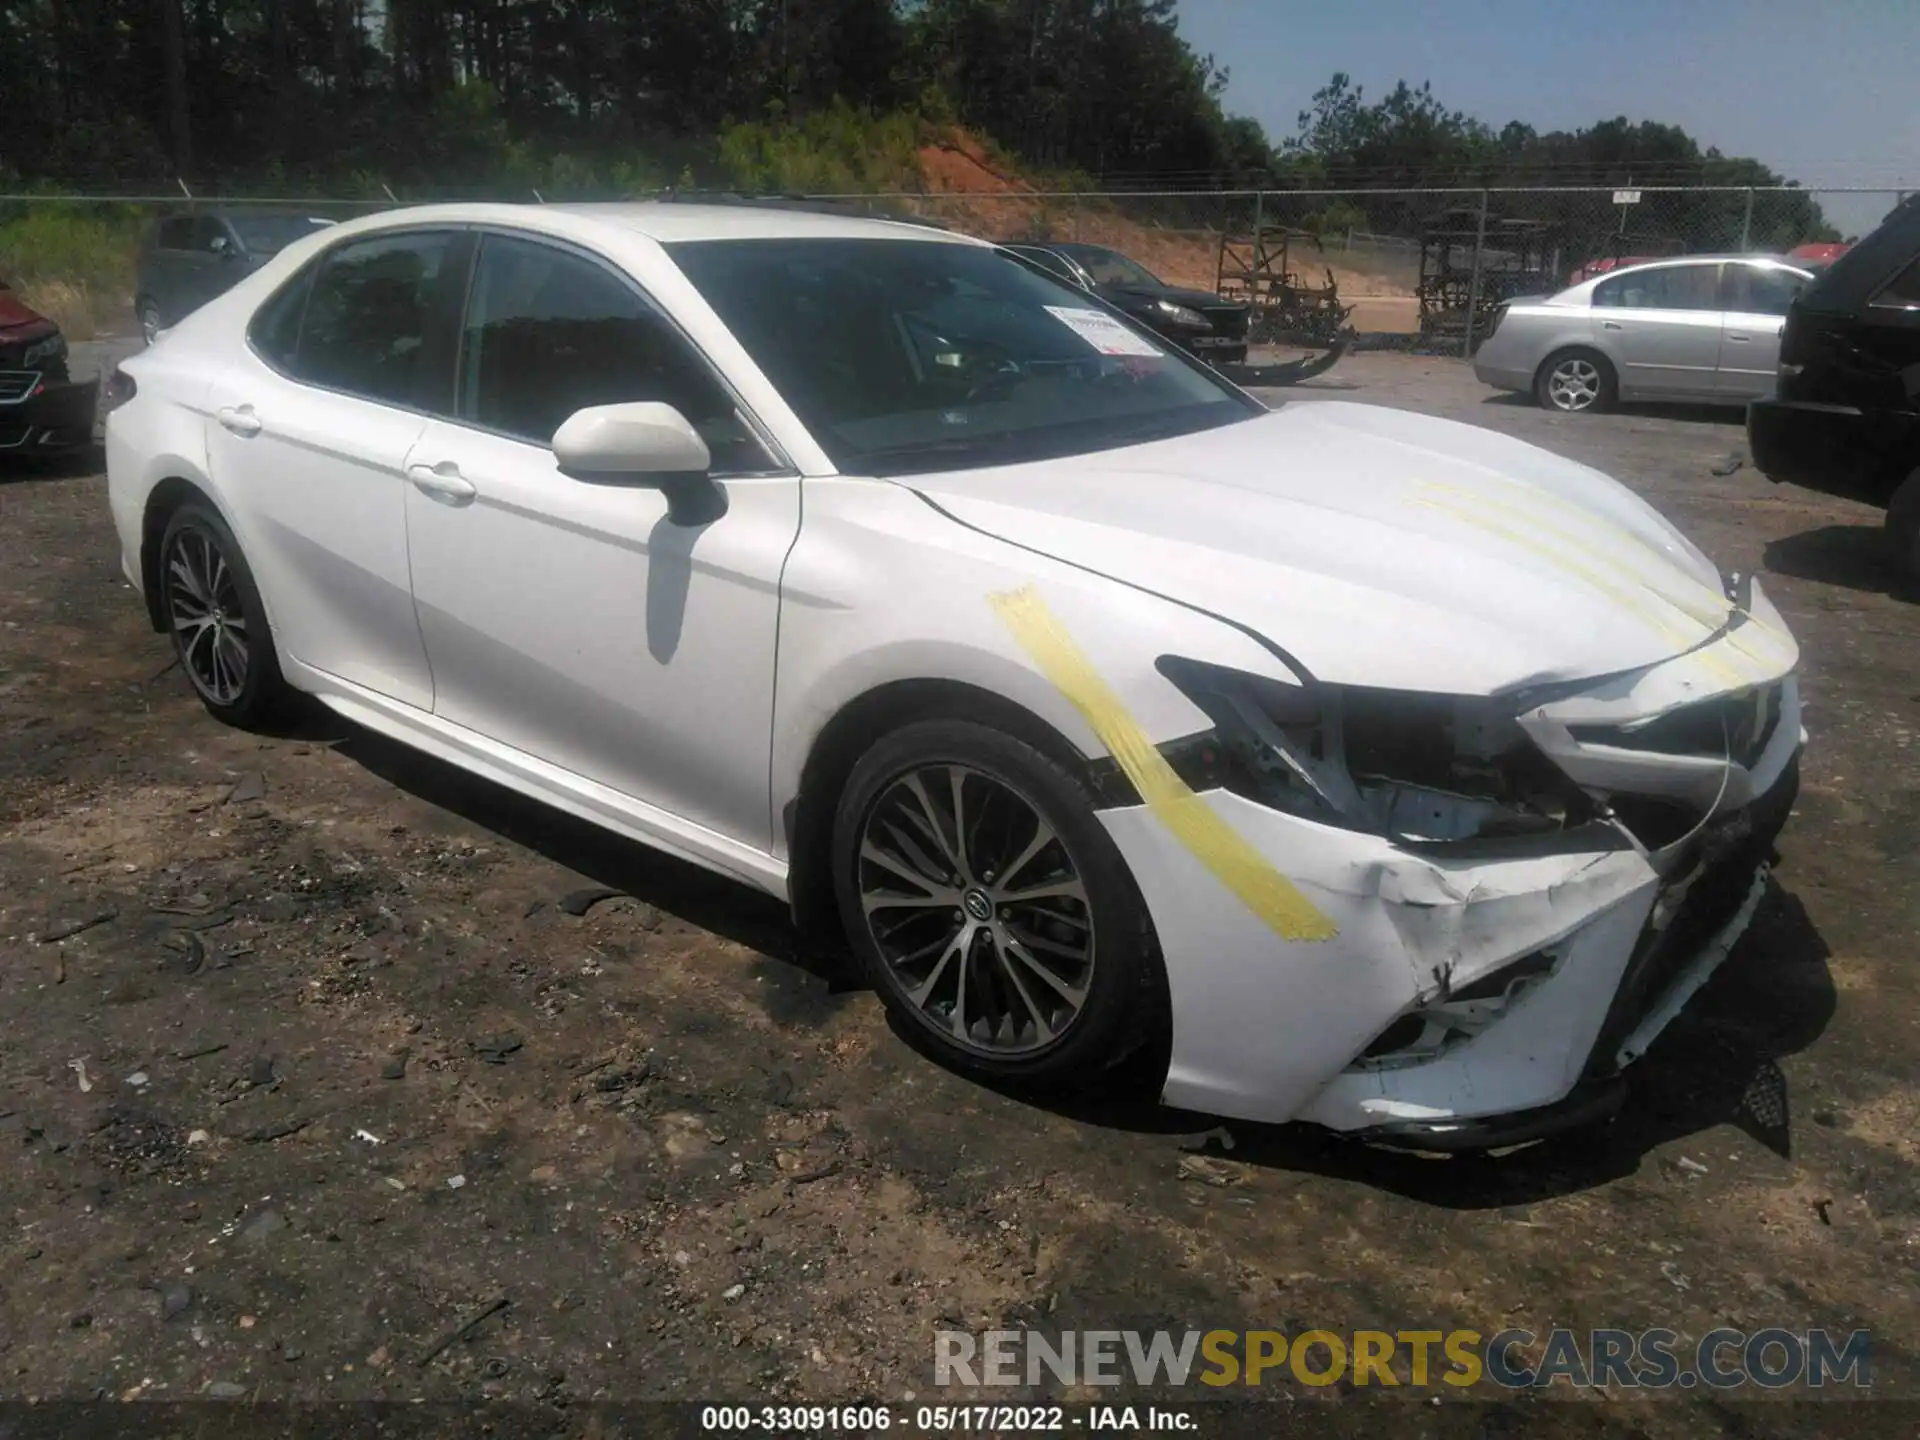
(1175, 0, 1919, 236)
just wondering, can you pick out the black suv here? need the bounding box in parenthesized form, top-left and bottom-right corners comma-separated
(1748, 195, 1920, 572)
(1000, 241, 1251, 364)
(134, 211, 337, 343)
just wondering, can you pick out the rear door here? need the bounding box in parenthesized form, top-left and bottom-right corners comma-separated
(1590, 261, 1725, 399)
(203, 227, 466, 709)
(1715, 261, 1810, 398)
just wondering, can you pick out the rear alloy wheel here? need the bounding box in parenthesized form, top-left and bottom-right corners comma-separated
(832, 719, 1167, 1089)
(160, 503, 292, 727)
(1535, 349, 1616, 414)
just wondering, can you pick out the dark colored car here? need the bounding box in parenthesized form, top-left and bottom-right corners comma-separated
(0, 277, 96, 457)
(1747, 196, 1920, 573)
(999, 241, 1251, 364)
(134, 210, 337, 343)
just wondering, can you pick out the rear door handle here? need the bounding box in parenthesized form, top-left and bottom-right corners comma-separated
(407, 462, 477, 504)
(1601, 320, 1624, 331)
(1725, 333, 1751, 343)
(216, 404, 262, 437)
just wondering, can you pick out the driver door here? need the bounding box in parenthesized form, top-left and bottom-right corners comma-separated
(401, 231, 801, 852)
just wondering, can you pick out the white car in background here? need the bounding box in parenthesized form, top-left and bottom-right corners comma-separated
(1473, 254, 1818, 413)
(104, 202, 1805, 1149)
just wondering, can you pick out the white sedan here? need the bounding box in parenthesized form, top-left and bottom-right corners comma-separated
(105, 202, 1805, 1149)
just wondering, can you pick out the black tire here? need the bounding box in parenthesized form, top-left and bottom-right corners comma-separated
(1886, 467, 1920, 581)
(1534, 347, 1618, 414)
(158, 502, 293, 728)
(831, 718, 1168, 1090)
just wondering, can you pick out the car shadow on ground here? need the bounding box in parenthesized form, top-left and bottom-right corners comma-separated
(0, 445, 105, 483)
(310, 699, 1836, 1209)
(1764, 523, 1915, 599)
(1477, 392, 1746, 427)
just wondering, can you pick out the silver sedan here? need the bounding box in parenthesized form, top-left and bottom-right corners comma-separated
(1472, 254, 1816, 413)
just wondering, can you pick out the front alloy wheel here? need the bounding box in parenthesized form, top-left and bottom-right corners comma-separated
(857, 763, 1096, 1057)
(832, 719, 1168, 1090)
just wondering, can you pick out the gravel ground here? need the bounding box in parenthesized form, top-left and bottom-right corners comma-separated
(1, 350, 1916, 1435)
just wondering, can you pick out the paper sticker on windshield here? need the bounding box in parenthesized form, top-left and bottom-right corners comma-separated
(1044, 306, 1164, 358)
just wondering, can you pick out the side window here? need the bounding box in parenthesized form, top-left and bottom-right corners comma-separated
(294, 231, 455, 408)
(191, 218, 229, 253)
(157, 217, 195, 250)
(1010, 248, 1080, 286)
(1725, 264, 1807, 316)
(248, 267, 316, 370)
(1871, 255, 1920, 310)
(1594, 264, 1720, 310)
(456, 234, 775, 473)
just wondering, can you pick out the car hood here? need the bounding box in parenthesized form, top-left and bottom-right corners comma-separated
(907, 401, 1742, 695)
(0, 290, 52, 331)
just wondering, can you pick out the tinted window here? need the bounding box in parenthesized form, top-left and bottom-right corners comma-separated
(456, 234, 773, 471)
(228, 213, 334, 255)
(1057, 244, 1163, 288)
(1872, 255, 1920, 309)
(157, 217, 195, 250)
(295, 232, 455, 407)
(1724, 264, 1807, 316)
(668, 237, 1252, 476)
(1007, 247, 1082, 286)
(1594, 263, 1722, 310)
(248, 268, 314, 369)
(192, 218, 230, 252)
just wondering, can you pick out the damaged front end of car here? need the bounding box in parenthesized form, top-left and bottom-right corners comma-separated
(1097, 601, 1804, 1148)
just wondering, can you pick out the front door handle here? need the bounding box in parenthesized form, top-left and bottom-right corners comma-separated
(216, 404, 262, 437)
(1725, 333, 1751, 343)
(407, 462, 477, 503)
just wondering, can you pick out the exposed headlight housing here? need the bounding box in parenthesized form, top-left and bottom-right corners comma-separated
(1157, 656, 1594, 844)
(1152, 300, 1209, 328)
(22, 332, 66, 367)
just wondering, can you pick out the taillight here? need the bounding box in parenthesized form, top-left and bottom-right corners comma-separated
(103, 366, 137, 413)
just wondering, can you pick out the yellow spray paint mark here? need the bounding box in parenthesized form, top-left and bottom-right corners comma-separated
(1410, 494, 1759, 691)
(988, 584, 1339, 944)
(1412, 477, 1795, 677)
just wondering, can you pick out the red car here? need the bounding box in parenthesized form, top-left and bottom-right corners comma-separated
(0, 279, 97, 457)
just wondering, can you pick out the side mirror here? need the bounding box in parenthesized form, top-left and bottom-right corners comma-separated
(552, 401, 726, 526)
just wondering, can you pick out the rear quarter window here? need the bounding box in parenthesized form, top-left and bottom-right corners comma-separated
(1871, 255, 1920, 310)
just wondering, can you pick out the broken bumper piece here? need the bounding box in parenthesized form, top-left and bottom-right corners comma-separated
(1099, 649, 1803, 1147)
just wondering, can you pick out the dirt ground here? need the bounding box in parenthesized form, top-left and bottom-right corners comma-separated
(2, 351, 1918, 1434)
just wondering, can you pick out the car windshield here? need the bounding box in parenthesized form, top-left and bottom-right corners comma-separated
(667, 237, 1254, 476)
(1056, 244, 1164, 288)
(227, 214, 334, 254)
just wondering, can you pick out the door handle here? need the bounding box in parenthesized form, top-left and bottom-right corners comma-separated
(216, 404, 262, 437)
(407, 462, 477, 503)
(1601, 320, 1624, 331)
(1725, 333, 1751, 343)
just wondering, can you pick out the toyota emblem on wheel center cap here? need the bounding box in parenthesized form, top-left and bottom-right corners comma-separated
(963, 889, 994, 922)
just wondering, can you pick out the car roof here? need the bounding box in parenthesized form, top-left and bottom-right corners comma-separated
(542, 201, 979, 245)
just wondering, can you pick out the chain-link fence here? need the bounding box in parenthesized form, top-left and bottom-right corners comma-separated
(2, 183, 1908, 350)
